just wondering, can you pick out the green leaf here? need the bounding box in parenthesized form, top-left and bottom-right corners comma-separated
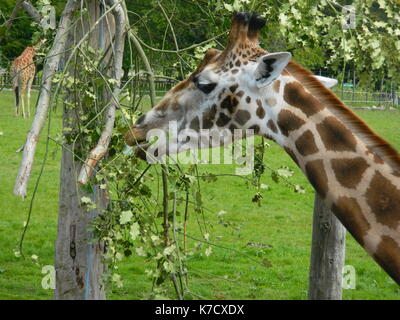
(276, 167, 294, 178)
(136, 247, 146, 257)
(223, 3, 234, 12)
(163, 245, 176, 256)
(120, 210, 133, 224)
(163, 261, 175, 273)
(112, 273, 123, 288)
(81, 196, 92, 204)
(129, 222, 140, 240)
(294, 185, 306, 194)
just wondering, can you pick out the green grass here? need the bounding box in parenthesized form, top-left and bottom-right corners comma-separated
(0, 90, 399, 300)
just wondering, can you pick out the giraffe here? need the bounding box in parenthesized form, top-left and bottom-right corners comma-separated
(125, 12, 400, 285)
(10, 45, 36, 118)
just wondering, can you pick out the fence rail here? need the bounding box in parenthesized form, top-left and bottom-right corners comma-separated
(1, 71, 398, 107)
(0, 71, 42, 89)
(0, 71, 176, 93)
(332, 89, 398, 108)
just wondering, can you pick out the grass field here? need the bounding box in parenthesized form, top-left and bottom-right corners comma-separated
(0, 89, 399, 300)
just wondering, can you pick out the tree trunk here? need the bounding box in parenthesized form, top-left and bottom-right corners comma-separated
(308, 193, 346, 300)
(55, 141, 108, 299)
(54, 0, 115, 300)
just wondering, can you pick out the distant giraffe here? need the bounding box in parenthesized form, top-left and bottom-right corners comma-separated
(10, 45, 36, 118)
(126, 12, 400, 285)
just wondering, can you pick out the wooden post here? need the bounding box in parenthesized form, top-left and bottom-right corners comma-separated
(308, 194, 346, 300)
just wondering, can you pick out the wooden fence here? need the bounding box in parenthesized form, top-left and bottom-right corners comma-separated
(333, 88, 398, 108)
(0, 71, 176, 95)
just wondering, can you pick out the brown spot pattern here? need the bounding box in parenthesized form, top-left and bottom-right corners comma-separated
(373, 235, 400, 284)
(229, 84, 239, 93)
(249, 124, 260, 134)
(221, 96, 238, 114)
(235, 109, 251, 125)
(331, 157, 369, 189)
(216, 112, 231, 127)
(277, 110, 306, 137)
(316, 116, 357, 152)
(331, 196, 371, 246)
(190, 116, 200, 131)
(202, 104, 217, 129)
(246, 96, 251, 104)
(295, 130, 318, 156)
(305, 159, 328, 198)
(236, 90, 244, 98)
(283, 81, 324, 116)
(365, 171, 400, 229)
(267, 120, 278, 133)
(229, 123, 238, 132)
(256, 100, 265, 119)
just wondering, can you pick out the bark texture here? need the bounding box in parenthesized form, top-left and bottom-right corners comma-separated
(55, 0, 119, 300)
(55, 141, 108, 299)
(308, 194, 346, 300)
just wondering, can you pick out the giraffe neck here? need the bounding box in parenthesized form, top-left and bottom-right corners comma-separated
(269, 73, 400, 285)
(13, 48, 35, 69)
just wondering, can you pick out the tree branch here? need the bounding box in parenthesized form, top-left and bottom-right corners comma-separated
(21, 1, 41, 24)
(0, 1, 41, 43)
(78, 0, 126, 185)
(14, 0, 79, 198)
(134, 30, 228, 54)
(3, 0, 24, 28)
(0, 0, 24, 42)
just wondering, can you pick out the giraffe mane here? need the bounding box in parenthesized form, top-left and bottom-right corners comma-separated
(286, 60, 400, 174)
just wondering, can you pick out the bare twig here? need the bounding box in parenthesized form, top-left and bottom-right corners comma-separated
(125, 25, 156, 106)
(0, 0, 24, 42)
(14, 0, 79, 198)
(135, 30, 228, 54)
(0, 1, 41, 43)
(77, 0, 126, 185)
(161, 165, 170, 246)
(21, 1, 42, 24)
(157, 1, 184, 78)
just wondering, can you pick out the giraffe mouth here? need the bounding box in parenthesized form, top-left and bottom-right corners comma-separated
(123, 126, 151, 160)
(124, 126, 147, 145)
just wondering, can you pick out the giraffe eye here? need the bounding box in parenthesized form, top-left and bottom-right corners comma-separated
(194, 78, 217, 94)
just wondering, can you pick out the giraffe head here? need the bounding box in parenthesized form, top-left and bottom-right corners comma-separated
(125, 12, 292, 157)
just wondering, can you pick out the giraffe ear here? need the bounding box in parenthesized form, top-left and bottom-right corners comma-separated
(254, 52, 291, 88)
(313, 75, 338, 88)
